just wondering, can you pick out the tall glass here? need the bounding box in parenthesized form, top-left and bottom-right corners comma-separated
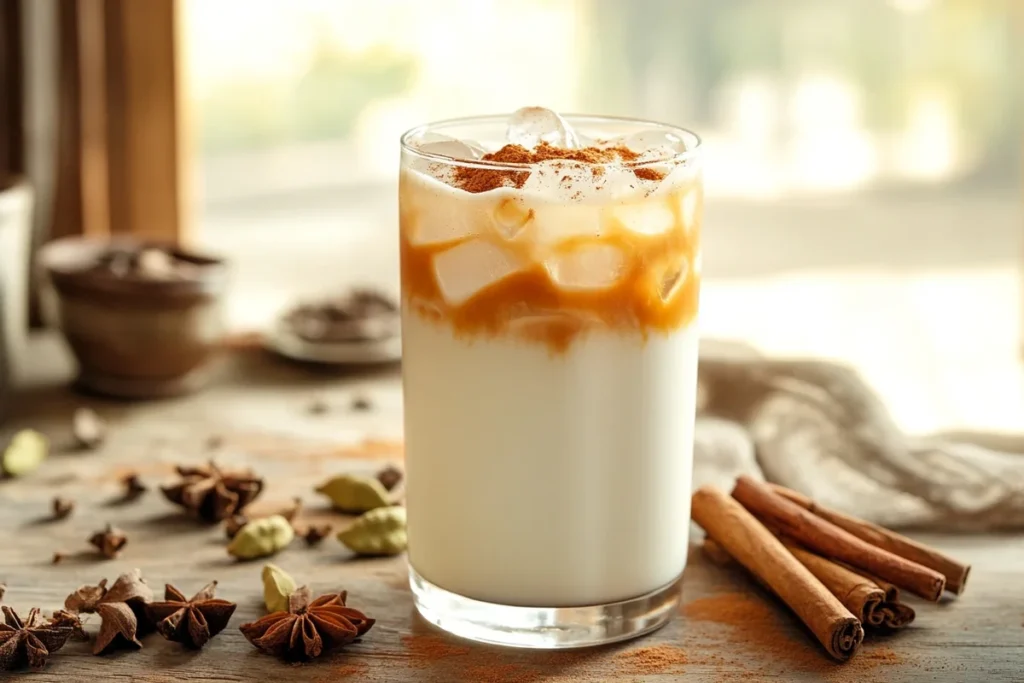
(399, 115, 703, 648)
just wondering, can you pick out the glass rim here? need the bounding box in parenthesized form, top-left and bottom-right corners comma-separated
(399, 113, 702, 170)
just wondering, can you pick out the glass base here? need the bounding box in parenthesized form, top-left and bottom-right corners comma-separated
(409, 567, 681, 649)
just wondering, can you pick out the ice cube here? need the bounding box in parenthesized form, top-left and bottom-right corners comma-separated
(521, 159, 586, 201)
(507, 106, 580, 149)
(606, 200, 676, 236)
(531, 204, 602, 246)
(546, 244, 626, 291)
(597, 165, 644, 200)
(433, 239, 526, 305)
(607, 130, 686, 156)
(680, 186, 703, 231)
(491, 197, 534, 241)
(658, 260, 689, 301)
(406, 135, 485, 183)
(653, 162, 703, 235)
(507, 311, 598, 348)
(414, 134, 485, 161)
(401, 171, 483, 246)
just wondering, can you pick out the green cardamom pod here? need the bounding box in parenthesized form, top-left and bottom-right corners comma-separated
(337, 506, 407, 556)
(2, 429, 49, 477)
(315, 473, 391, 513)
(227, 514, 295, 560)
(261, 563, 297, 613)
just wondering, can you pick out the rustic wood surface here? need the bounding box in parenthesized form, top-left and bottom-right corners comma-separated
(2, 345, 1022, 682)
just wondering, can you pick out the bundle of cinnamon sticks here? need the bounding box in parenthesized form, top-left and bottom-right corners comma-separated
(691, 477, 971, 662)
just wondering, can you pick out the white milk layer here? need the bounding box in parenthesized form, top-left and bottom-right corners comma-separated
(403, 315, 699, 607)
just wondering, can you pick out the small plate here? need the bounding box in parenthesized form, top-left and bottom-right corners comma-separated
(265, 318, 402, 365)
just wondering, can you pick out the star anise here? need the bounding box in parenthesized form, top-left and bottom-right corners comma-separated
(300, 524, 333, 546)
(239, 586, 374, 661)
(88, 524, 127, 559)
(49, 611, 87, 641)
(375, 464, 403, 492)
(0, 607, 75, 671)
(146, 582, 236, 649)
(120, 472, 148, 501)
(52, 497, 74, 520)
(64, 569, 153, 654)
(161, 462, 264, 522)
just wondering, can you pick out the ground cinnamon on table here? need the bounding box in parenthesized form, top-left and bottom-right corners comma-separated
(684, 592, 829, 671)
(400, 633, 471, 665)
(613, 644, 687, 674)
(683, 593, 909, 681)
(312, 661, 370, 681)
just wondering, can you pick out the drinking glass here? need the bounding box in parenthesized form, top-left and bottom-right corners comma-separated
(399, 115, 703, 648)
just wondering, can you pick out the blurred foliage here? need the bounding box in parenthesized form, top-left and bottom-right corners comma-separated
(198, 29, 415, 153)
(582, 0, 1020, 178)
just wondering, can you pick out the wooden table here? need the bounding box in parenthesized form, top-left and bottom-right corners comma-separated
(2, 344, 1022, 682)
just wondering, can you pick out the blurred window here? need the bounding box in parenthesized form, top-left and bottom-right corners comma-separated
(186, 0, 1021, 205)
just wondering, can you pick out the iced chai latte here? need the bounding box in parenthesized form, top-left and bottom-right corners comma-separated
(400, 108, 703, 648)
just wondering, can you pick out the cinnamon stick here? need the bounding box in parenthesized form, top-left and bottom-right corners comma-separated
(732, 476, 946, 601)
(691, 486, 864, 661)
(782, 543, 885, 626)
(704, 539, 914, 631)
(846, 569, 916, 630)
(769, 483, 970, 595)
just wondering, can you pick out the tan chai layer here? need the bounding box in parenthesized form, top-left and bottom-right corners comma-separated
(399, 143, 703, 352)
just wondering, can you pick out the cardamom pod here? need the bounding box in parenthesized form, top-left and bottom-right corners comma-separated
(337, 506, 407, 556)
(261, 563, 297, 613)
(227, 514, 295, 560)
(2, 429, 49, 477)
(315, 473, 390, 513)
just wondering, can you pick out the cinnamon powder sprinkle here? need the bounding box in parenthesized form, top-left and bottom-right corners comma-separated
(401, 633, 471, 665)
(453, 142, 664, 193)
(613, 644, 687, 674)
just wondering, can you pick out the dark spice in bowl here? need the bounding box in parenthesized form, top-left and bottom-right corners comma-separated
(39, 238, 229, 399)
(283, 289, 399, 344)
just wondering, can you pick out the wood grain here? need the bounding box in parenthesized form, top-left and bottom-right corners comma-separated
(50, 0, 186, 243)
(1, 349, 1023, 681)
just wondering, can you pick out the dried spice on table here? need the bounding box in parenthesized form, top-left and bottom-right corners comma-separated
(240, 586, 374, 661)
(72, 407, 106, 450)
(316, 473, 391, 513)
(337, 506, 408, 556)
(300, 524, 333, 546)
(0, 607, 76, 671)
(88, 524, 128, 559)
(262, 564, 297, 613)
(224, 513, 248, 539)
(1, 429, 48, 477)
(284, 288, 399, 344)
(52, 497, 74, 520)
(351, 394, 373, 411)
(227, 515, 295, 560)
(308, 398, 330, 415)
(119, 472, 148, 501)
(49, 611, 87, 641)
(227, 497, 302, 539)
(161, 461, 264, 522)
(146, 582, 236, 649)
(375, 464, 403, 492)
(64, 569, 153, 655)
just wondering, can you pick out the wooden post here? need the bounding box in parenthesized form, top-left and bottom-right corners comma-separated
(51, 0, 188, 243)
(0, 0, 25, 177)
